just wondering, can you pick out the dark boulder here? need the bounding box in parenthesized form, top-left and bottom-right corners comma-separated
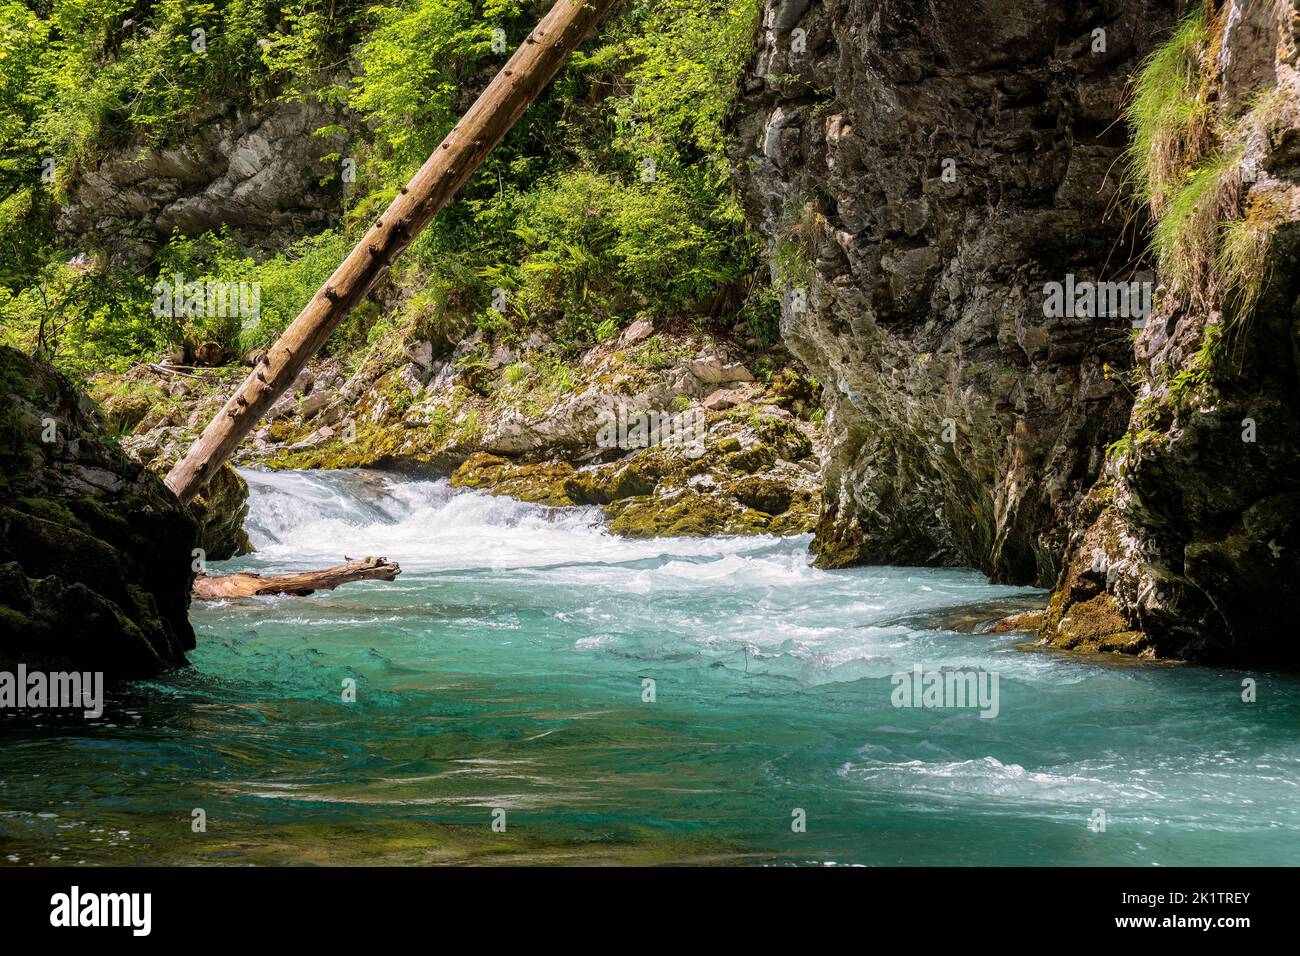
(0, 347, 199, 679)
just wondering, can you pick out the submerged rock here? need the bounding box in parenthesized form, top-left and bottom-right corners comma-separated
(0, 347, 199, 679)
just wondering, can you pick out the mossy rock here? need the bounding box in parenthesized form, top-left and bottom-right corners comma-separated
(13, 495, 85, 533)
(809, 513, 870, 569)
(767, 369, 819, 418)
(1038, 502, 1157, 658)
(267, 419, 302, 443)
(274, 406, 462, 473)
(100, 391, 152, 434)
(0, 346, 199, 680)
(607, 493, 771, 538)
(450, 452, 576, 506)
(1049, 592, 1147, 653)
(728, 477, 792, 515)
(192, 464, 253, 560)
(725, 442, 777, 473)
(766, 488, 819, 535)
(564, 465, 657, 505)
(754, 416, 813, 461)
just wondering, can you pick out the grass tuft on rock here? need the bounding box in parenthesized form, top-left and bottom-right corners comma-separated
(1125, 6, 1283, 329)
(1124, 8, 1214, 216)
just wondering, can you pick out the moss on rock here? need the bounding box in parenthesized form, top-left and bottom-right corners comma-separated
(607, 493, 771, 538)
(0, 346, 199, 680)
(192, 464, 253, 560)
(728, 477, 792, 515)
(1040, 499, 1151, 657)
(451, 453, 576, 506)
(564, 464, 658, 505)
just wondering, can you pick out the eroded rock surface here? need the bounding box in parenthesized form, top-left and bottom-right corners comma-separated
(733, 0, 1176, 583)
(56, 99, 350, 265)
(0, 347, 199, 679)
(1044, 2, 1300, 667)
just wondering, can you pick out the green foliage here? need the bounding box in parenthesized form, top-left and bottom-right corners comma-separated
(772, 197, 818, 288)
(0, 257, 158, 377)
(141, 227, 353, 358)
(1219, 189, 1287, 326)
(1, 0, 777, 380)
(1149, 146, 1236, 297)
(29, 1, 273, 165)
(1124, 9, 1212, 215)
(505, 168, 746, 343)
(245, 230, 355, 350)
(1105, 426, 1164, 471)
(608, 0, 762, 175)
(1167, 319, 1224, 407)
(632, 333, 687, 371)
(340, 0, 763, 349)
(0, 225, 355, 375)
(739, 283, 782, 345)
(1126, 9, 1282, 330)
(502, 361, 529, 387)
(349, 0, 494, 174)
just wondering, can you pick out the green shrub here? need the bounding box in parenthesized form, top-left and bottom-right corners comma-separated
(1, 0, 781, 380)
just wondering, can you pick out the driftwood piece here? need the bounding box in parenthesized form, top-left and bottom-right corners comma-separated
(192, 556, 401, 599)
(164, 0, 618, 503)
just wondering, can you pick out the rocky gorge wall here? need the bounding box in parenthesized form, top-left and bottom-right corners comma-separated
(732, 0, 1177, 584)
(734, 0, 1300, 667)
(1043, 0, 1300, 667)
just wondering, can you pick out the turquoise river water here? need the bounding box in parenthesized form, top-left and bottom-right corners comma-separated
(1, 468, 1297, 865)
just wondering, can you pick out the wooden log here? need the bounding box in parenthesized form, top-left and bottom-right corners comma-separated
(192, 556, 401, 599)
(165, 0, 618, 502)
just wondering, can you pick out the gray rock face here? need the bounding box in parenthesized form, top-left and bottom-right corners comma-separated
(732, 0, 1175, 583)
(1045, 1, 1300, 668)
(55, 99, 351, 263)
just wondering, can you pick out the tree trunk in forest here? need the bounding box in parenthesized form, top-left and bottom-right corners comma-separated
(192, 556, 401, 599)
(165, 0, 618, 503)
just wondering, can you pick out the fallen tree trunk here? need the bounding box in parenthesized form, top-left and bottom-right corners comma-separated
(192, 556, 401, 599)
(165, 0, 618, 503)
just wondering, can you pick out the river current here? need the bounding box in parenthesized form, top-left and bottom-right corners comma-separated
(1, 468, 1296, 865)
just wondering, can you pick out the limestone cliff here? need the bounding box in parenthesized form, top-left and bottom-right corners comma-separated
(56, 98, 351, 266)
(732, 0, 1176, 584)
(1043, 1, 1300, 667)
(734, 0, 1300, 667)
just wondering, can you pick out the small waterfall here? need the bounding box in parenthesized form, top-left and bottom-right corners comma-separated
(235, 467, 761, 573)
